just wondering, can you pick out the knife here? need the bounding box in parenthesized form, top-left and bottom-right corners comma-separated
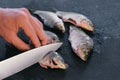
(0, 42, 62, 79)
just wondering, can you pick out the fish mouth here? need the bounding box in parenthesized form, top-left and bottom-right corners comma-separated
(54, 24, 65, 33)
(77, 47, 90, 61)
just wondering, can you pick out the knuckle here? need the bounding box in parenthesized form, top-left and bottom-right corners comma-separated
(38, 24, 43, 30)
(17, 12, 28, 24)
(6, 39, 12, 44)
(8, 34, 15, 44)
(38, 22, 44, 29)
(20, 8, 28, 12)
(34, 17, 44, 29)
(20, 8, 30, 14)
(17, 12, 26, 19)
(4, 35, 13, 44)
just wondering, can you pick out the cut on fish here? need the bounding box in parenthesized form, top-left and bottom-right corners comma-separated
(56, 11, 94, 31)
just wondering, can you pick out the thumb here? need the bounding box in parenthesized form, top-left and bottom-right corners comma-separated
(10, 34, 30, 51)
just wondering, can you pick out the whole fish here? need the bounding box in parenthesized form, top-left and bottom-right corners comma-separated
(69, 25, 93, 61)
(45, 31, 60, 44)
(56, 11, 94, 31)
(34, 10, 65, 33)
(39, 51, 68, 69)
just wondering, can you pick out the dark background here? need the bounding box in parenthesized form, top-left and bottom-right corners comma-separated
(0, 0, 120, 80)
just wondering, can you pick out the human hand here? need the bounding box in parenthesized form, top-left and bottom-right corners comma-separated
(0, 8, 48, 51)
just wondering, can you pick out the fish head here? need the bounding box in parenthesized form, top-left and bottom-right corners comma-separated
(51, 37, 60, 43)
(45, 31, 60, 44)
(54, 21, 65, 33)
(77, 44, 91, 61)
(48, 35, 60, 43)
(39, 51, 68, 69)
(52, 52, 68, 69)
(47, 36, 60, 44)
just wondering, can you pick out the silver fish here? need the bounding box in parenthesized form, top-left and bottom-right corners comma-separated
(56, 11, 94, 31)
(69, 25, 93, 61)
(45, 31, 60, 44)
(39, 51, 68, 69)
(34, 10, 65, 33)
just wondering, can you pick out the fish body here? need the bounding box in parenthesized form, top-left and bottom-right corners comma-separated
(34, 10, 65, 32)
(69, 25, 93, 61)
(45, 31, 60, 44)
(39, 51, 68, 69)
(56, 11, 94, 31)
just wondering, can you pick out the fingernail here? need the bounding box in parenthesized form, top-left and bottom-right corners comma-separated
(21, 46, 30, 51)
(35, 43, 41, 48)
(42, 41, 48, 46)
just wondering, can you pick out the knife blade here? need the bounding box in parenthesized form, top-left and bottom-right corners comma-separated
(0, 42, 62, 79)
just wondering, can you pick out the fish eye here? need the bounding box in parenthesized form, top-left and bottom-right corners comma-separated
(82, 48, 88, 54)
(52, 37, 56, 40)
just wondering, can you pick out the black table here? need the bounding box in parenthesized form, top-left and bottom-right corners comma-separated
(0, 0, 120, 80)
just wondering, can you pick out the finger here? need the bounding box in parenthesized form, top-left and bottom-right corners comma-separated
(33, 17, 48, 45)
(10, 34, 30, 51)
(32, 16, 43, 29)
(20, 8, 31, 15)
(37, 29, 48, 45)
(20, 17, 41, 47)
(30, 16, 48, 45)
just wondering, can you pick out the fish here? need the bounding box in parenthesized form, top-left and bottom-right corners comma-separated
(69, 25, 93, 61)
(39, 51, 68, 69)
(56, 11, 94, 31)
(45, 31, 60, 44)
(34, 10, 65, 33)
(39, 31, 67, 69)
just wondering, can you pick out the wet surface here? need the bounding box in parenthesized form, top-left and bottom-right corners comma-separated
(0, 0, 120, 80)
